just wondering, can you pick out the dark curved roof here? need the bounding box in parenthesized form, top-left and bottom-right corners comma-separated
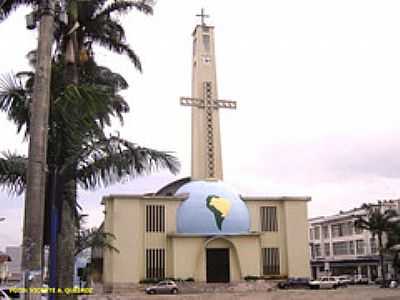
(155, 177, 191, 196)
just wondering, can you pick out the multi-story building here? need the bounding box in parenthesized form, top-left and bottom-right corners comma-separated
(309, 199, 400, 280)
(0, 251, 11, 284)
(6, 246, 22, 282)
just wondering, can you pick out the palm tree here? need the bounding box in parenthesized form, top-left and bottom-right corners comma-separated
(0, 58, 180, 290)
(386, 220, 400, 281)
(1, 1, 156, 292)
(355, 205, 398, 286)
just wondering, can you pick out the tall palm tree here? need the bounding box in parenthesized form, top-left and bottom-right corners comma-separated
(355, 205, 398, 286)
(1, 1, 156, 292)
(0, 58, 179, 290)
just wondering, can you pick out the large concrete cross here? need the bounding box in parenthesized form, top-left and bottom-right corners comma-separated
(180, 81, 236, 179)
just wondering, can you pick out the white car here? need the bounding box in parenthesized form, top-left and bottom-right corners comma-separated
(309, 276, 339, 289)
(334, 275, 351, 287)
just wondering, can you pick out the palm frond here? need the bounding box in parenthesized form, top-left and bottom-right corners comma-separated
(90, 33, 142, 71)
(0, 152, 27, 194)
(0, 0, 36, 22)
(0, 73, 30, 135)
(75, 135, 180, 189)
(95, 0, 153, 18)
(75, 226, 119, 256)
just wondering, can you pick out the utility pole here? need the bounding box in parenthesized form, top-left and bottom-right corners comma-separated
(21, 0, 55, 298)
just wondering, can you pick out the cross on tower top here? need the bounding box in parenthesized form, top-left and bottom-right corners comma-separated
(196, 8, 209, 26)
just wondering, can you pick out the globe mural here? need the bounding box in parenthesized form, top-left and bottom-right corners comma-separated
(176, 181, 250, 234)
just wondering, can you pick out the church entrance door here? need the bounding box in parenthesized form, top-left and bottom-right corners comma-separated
(206, 248, 230, 283)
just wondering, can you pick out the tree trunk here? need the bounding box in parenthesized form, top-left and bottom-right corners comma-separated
(393, 252, 399, 281)
(378, 234, 386, 286)
(22, 0, 54, 298)
(55, 4, 80, 297)
(56, 179, 76, 299)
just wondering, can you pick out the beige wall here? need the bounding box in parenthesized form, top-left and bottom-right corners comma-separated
(103, 196, 183, 287)
(283, 201, 311, 277)
(103, 195, 311, 288)
(245, 200, 288, 276)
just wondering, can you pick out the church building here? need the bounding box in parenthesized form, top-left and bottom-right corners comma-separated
(102, 13, 311, 291)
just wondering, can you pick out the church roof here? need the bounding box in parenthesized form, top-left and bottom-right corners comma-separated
(155, 177, 191, 196)
(242, 196, 311, 202)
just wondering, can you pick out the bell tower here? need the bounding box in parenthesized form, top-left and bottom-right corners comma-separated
(180, 9, 237, 181)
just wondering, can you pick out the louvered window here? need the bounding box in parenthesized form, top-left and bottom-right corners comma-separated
(260, 206, 278, 232)
(146, 248, 165, 279)
(262, 247, 280, 275)
(145, 205, 165, 232)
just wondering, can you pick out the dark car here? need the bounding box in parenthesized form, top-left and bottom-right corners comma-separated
(277, 277, 310, 289)
(145, 280, 179, 295)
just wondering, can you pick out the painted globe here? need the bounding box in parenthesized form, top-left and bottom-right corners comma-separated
(175, 181, 250, 234)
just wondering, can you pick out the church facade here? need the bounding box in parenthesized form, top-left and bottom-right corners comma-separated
(102, 17, 311, 291)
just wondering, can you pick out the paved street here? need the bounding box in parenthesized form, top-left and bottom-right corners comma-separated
(84, 286, 400, 300)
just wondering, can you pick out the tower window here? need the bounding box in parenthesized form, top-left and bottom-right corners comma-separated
(203, 34, 210, 51)
(145, 248, 165, 279)
(146, 205, 165, 232)
(260, 206, 278, 232)
(262, 247, 280, 275)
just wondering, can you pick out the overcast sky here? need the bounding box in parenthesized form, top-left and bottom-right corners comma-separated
(2, 0, 400, 250)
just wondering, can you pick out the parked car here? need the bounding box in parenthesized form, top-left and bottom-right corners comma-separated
(277, 277, 310, 289)
(309, 276, 339, 289)
(334, 275, 351, 287)
(352, 275, 369, 285)
(145, 280, 179, 295)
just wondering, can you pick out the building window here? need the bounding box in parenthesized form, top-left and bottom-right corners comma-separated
(309, 228, 314, 240)
(260, 206, 278, 232)
(324, 243, 330, 256)
(349, 241, 354, 254)
(322, 225, 329, 239)
(262, 248, 280, 275)
(347, 221, 354, 235)
(331, 222, 353, 238)
(331, 224, 342, 237)
(314, 227, 321, 240)
(146, 205, 165, 232)
(355, 226, 363, 234)
(314, 244, 321, 257)
(333, 241, 349, 255)
(356, 240, 365, 255)
(146, 248, 165, 279)
(370, 238, 378, 254)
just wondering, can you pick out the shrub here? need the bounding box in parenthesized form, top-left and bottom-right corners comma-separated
(244, 275, 260, 281)
(139, 278, 160, 284)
